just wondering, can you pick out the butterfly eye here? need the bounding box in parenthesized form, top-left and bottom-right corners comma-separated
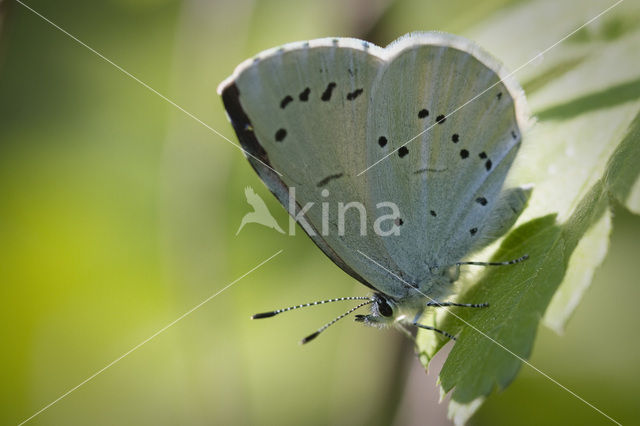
(377, 298, 393, 317)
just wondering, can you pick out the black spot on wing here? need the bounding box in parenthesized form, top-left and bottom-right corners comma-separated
(275, 128, 287, 142)
(476, 197, 488, 206)
(430, 210, 437, 217)
(485, 159, 493, 171)
(497, 92, 503, 100)
(395, 218, 404, 226)
(452, 133, 459, 143)
(321, 82, 337, 101)
(280, 95, 293, 109)
(418, 109, 429, 118)
(299, 87, 310, 101)
(414, 167, 447, 174)
(398, 146, 409, 158)
(346, 88, 363, 101)
(460, 149, 469, 159)
(470, 227, 478, 236)
(317, 173, 344, 187)
(378, 136, 387, 147)
(436, 114, 446, 124)
(511, 130, 518, 139)
(479, 151, 487, 159)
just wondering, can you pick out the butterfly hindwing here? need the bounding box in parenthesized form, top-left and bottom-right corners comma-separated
(366, 33, 525, 292)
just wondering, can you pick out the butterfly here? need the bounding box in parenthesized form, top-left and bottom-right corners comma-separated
(218, 32, 531, 344)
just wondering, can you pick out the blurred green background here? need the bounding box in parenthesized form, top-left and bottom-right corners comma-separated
(1, 0, 638, 425)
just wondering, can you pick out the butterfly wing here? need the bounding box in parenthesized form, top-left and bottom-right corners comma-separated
(219, 38, 403, 294)
(218, 33, 529, 299)
(365, 33, 529, 294)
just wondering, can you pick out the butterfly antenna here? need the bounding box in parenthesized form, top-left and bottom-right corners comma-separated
(251, 296, 372, 319)
(456, 254, 529, 267)
(301, 301, 373, 344)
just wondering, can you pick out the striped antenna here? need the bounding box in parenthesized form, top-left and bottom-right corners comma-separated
(251, 296, 372, 319)
(301, 300, 373, 344)
(456, 254, 529, 267)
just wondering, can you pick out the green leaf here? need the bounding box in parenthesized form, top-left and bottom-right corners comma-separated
(415, 0, 640, 422)
(543, 211, 611, 332)
(426, 110, 640, 423)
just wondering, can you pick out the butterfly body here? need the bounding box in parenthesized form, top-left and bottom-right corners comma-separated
(219, 32, 530, 339)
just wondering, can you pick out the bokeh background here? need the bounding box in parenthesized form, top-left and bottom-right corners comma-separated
(1, 0, 639, 425)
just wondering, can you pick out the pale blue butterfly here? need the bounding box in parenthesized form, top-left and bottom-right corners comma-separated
(218, 32, 530, 344)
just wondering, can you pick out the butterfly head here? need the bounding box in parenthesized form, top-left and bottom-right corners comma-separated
(354, 292, 408, 328)
(353, 265, 460, 328)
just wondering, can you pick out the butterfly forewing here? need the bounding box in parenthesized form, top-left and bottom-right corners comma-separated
(221, 39, 407, 294)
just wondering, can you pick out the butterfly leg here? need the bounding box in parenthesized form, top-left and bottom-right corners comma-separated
(426, 301, 489, 308)
(396, 323, 417, 342)
(412, 322, 457, 341)
(410, 312, 456, 340)
(397, 323, 436, 354)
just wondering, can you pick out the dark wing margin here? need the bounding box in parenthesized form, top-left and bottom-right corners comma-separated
(220, 82, 380, 292)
